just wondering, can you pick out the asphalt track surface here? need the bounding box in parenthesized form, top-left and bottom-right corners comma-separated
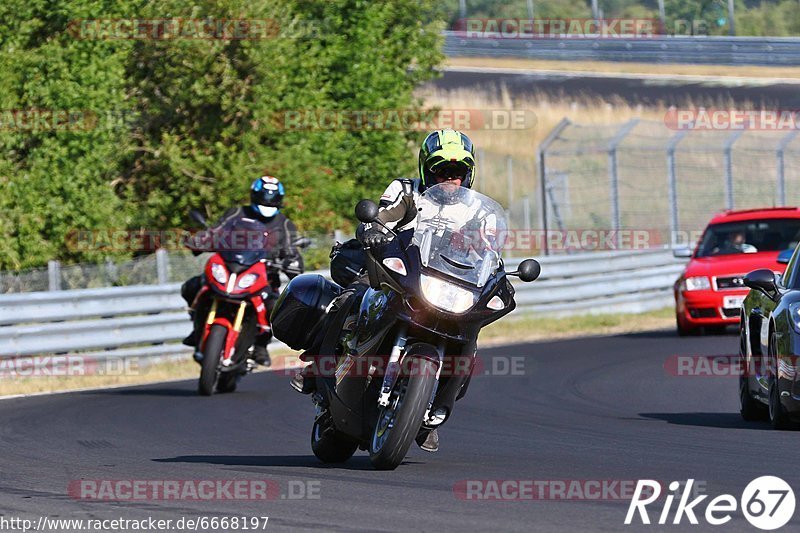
(1, 329, 798, 532)
(433, 69, 800, 108)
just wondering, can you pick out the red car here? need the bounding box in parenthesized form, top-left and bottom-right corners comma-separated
(673, 207, 800, 336)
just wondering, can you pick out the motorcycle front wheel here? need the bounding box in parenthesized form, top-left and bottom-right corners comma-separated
(198, 324, 226, 396)
(369, 344, 438, 470)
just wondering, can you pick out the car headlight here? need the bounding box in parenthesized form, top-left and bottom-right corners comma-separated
(211, 263, 228, 285)
(684, 276, 711, 291)
(237, 273, 258, 289)
(789, 302, 800, 333)
(420, 273, 477, 314)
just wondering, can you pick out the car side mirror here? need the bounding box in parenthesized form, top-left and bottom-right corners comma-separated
(672, 246, 693, 259)
(744, 268, 778, 299)
(510, 259, 541, 283)
(777, 248, 794, 264)
(189, 209, 208, 228)
(355, 199, 379, 223)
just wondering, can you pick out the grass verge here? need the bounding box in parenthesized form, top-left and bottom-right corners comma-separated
(0, 308, 675, 397)
(480, 306, 675, 346)
(0, 348, 301, 398)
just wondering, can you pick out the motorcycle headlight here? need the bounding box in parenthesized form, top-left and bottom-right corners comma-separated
(420, 273, 477, 314)
(684, 276, 711, 291)
(237, 273, 258, 289)
(211, 263, 228, 285)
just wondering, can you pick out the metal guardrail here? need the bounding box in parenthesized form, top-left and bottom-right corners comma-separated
(443, 31, 800, 66)
(0, 250, 687, 361)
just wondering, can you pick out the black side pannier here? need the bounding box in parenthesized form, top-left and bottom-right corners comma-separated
(270, 274, 342, 350)
(329, 238, 366, 287)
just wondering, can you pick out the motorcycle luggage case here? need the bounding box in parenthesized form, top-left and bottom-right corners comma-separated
(270, 274, 341, 350)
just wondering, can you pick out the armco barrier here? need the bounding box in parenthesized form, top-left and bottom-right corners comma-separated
(443, 31, 800, 66)
(0, 250, 687, 361)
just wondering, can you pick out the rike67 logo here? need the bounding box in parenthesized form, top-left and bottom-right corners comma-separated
(625, 477, 795, 530)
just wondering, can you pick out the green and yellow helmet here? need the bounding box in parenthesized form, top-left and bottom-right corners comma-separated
(418, 129, 476, 190)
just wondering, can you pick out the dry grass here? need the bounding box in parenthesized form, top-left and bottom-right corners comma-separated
(445, 57, 800, 80)
(480, 307, 675, 346)
(417, 85, 669, 156)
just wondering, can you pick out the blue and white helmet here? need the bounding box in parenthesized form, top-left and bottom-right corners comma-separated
(250, 176, 285, 218)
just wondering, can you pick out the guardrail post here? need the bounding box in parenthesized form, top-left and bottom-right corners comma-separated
(608, 119, 639, 247)
(156, 249, 169, 285)
(776, 130, 798, 207)
(537, 118, 571, 256)
(666, 129, 690, 247)
(723, 130, 745, 210)
(47, 260, 61, 291)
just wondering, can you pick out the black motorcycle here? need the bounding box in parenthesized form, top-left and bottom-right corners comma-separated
(271, 183, 540, 470)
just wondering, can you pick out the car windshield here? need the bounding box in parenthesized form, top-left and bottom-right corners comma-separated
(411, 183, 508, 287)
(696, 218, 800, 258)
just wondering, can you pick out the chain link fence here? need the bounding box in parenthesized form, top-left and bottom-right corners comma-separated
(537, 118, 800, 254)
(0, 251, 210, 294)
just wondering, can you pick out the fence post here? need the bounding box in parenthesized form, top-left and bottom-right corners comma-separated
(537, 118, 571, 256)
(156, 249, 169, 285)
(776, 130, 798, 207)
(723, 130, 745, 210)
(47, 260, 61, 291)
(506, 155, 514, 214)
(522, 195, 531, 232)
(608, 119, 639, 246)
(666, 129, 690, 247)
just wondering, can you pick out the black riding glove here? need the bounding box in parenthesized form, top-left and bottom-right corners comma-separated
(361, 228, 390, 248)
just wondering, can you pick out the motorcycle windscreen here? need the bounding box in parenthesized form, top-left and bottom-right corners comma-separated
(411, 183, 507, 288)
(210, 217, 271, 264)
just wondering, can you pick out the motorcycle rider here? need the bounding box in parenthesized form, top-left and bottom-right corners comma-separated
(182, 176, 304, 367)
(292, 129, 478, 453)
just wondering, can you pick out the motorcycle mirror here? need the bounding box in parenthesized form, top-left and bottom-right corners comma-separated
(510, 259, 541, 283)
(293, 237, 311, 249)
(189, 209, 208, 228)
(355, 199, 379, 223)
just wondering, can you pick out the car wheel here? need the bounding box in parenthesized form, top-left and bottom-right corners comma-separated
(768, 330, 796, 430)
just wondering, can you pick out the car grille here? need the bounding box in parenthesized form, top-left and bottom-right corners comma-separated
(689, 308, 718, 319)
(715, 276, 746, 290)
(721, 308, 739, 318)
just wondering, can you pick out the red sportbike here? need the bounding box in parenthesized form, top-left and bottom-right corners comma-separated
(188, 211, 307, 395)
